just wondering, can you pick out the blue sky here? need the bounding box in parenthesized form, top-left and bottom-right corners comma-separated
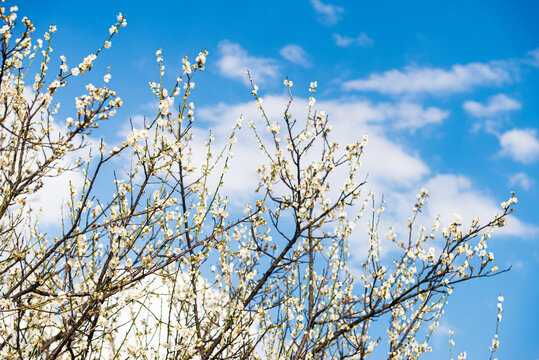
(19, 0, 538, 358)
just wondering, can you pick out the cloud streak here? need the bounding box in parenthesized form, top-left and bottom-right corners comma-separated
(343, 61, 513, 96)
(280, 44, 311, 67)
(508, 172, 533, 191)
(310, 0, 344, 25)
(334, 33, 374, 47)
(463, 94, 521, 117)
(216, 41, 279, 85)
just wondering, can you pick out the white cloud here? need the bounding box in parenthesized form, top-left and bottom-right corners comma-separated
(343, 61, 512, 95)
(499, 128, 539, 163)
(508, 172, 534, 191)
(216, 41, 279, 85)
(463, 94, 521, 117)
(333, 33, 374, 47)
(279, 44, 311, 67)
(310, 0, 344, 25)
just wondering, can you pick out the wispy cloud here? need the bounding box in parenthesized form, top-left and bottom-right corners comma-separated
(463, 94, 521, 117)
(343, 61, 513, 95)
(216, 41, 279, 85)
(499, 128, 539, 163)
(280, 44, 311, 67)
(310, 0, 344, 25)
(508, 172, 534, 191)
(525, 48, 539, 68)
(333, 33, 374, 47)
